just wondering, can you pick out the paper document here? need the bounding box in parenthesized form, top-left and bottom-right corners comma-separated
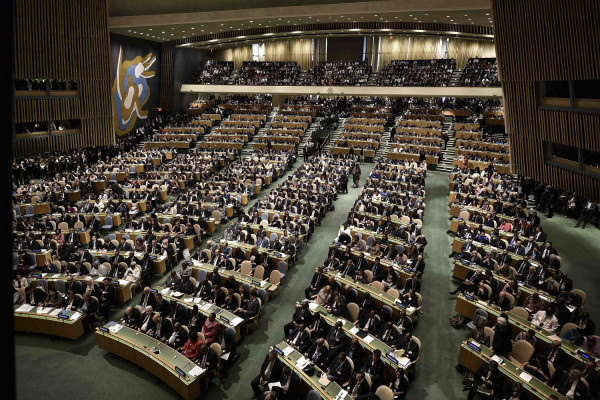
(308, 302, 318, 311)
(119, 279, 129, 286)
(188, 366, 206, 377)
(364, 335, 375, 343)
(52, 274, 61, 278)
(232, 317, 244, 326)
(70, 312, 82, 320)
(16, 304, 32, 313)
(268, 382, 282, 391)
(491, 355, 504, 364)
(337, 389, 348, 399)
(519, 372, 532, 382)
(109, 323, 123, 333)
(349, 326, 359, 334)
(171, 291, 183, 297)
(49, 308, 62, 316)
(260, 281, 268, 287)
(39, 307, 53, 314)
(201, 303, 212, 311)
(317, 375, 331, 386)
(42, 273, 47, 277)
(398, 357, 411, 368)
(282, 346, 294, 356)
(161, 288, 170, 294)
(295, 356, 309, 369)
(193, 298, 201, 304)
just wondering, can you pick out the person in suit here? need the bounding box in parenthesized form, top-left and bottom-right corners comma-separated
(239, 289, 261, 324)
(554, 369, 589, 400)
(304, 268, 326, 299)
(139, 286, 155, 309)
(121, 305, 141, 328)
(379, 322, 402, 348)
(543, 340, 569, 382)
(305, 338, 328, 369)
(389, 368, 409, 400)
(88, 235, 103, 251)
(491, 315, 513, 358)
(98, 277, 116, 319)
(465, 360, 503, 400)
(398, 332, 419, 362)
(168, 300, 188, 326)
(470, 322, 491, 347)
(346, 371, 370, 399)
(363, 349, 386, 389)
(326, 321, 349, 361)
(79, 292, 99, 331)
(152, 292, 170, 318)
(326, 351, 352, 384)
(164, 321, 188, 349)
(197, 344, 219, 374)
(450, 268, 484, 295)
(209, 284, 226, 307)
(283, 301, 313, 339)
(251, 350, 283, 399)
(307, 311, 327, 339)
(137, 305, 155, 333)
(195, 279, 212, 300)
(329, 295, 350, 320)
(395, 310, 413, 335)
(356, 309, 380, 335)
(272, 366, 300, 400)
(561, 312, 596, 345)
(147, 314, 172, 341)
(287, 323, 311, 354)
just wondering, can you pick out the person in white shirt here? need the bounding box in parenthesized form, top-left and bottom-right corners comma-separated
(531, 305, 559, 332)
(123, 262, 140, 282)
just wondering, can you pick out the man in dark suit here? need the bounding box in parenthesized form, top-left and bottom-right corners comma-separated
(489, 290, 511, 311)
(164, 321, 188, 349)
(139, 287, 155, 309)
(398, 332, 419, 362)
(543, 340, 569, 381)
(237, 288, 260, 324)
(304, 269, 326, 299)
(273, 366, 300, 400)
(197, 344, 219, 373)
(307, 312, 327, 339)
(79, 292, 99, 331)
(88, 235, 103, 251)
(554, 369, 589, 400)
(326, 321, 349, 361)
(363, 349, 386, 389)
(121, 306, 141, 328)
(287, 323, 311, 354)
(305, 338, 328, 369)
(378, 322, 401, 348)
(152, 292, 170, 318)
(345, 338, 364, 371)
(209, 284, 226, 307)
(395, 310, 413, 335)
(168, 300, 188, 326)
(74, 247, 94, 264)
(329, 295, 350, 320)
(62, 227, 81, 259)
(147, 314, 172, 341)
(346, 371, 370, 398)
(283, 301, 313, 339)
(356, 309, 380, 335)
(465, 360, 503, 400)
(98, 277, 116, 319)
(327, 351, 352, 384)
(251, 350, 283, 399)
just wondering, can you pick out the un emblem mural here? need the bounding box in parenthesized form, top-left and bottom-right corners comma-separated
(112, 46, 156, 136)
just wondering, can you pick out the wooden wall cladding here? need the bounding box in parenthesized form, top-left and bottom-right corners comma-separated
(160, 42, 174, 111)
(493, 0, 600, 201)
(12, 0, 114, 155)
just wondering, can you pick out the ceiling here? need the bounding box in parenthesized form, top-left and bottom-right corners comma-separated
(108, 0, 493, 43)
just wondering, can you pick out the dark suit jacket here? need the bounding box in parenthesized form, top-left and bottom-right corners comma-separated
(398, 337, 419, 361)
(362, 356, 385, 384)
(289, 327, 311, 353)
(139, 292, 156, 309)
(326, 327, 348, 352)
(327, 358, 351, 383)
(541, 344, 568, 373)
(306, 342, 328, 368)
(258, 355, 283, 382)
(346, 376, 370, 397)
(473, 363, 504, 395)
(555, 374, 589, 400)
(276, 372, 300, 400)
(378, 326, 401, 347)
(197, 348, 219, 373)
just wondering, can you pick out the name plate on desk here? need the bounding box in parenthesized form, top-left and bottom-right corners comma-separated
(174, 366, 187, 377)
(467, 341, 481, 352)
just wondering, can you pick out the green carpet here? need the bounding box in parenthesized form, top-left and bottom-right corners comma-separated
(14, 165, 600, 400)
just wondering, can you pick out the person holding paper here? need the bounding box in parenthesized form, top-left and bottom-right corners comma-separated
(165, 322, 188, 349)
(251, 350, 283, 399)
(272, 366, 299, 400)
(465, 360, 503, 400)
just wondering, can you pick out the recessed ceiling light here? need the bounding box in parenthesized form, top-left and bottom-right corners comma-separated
(128, 30, 131, 32)
(486, 13, 490, 15)
(250, 20, 253, 23)
(409, 14, 412, 17)
(149, 28, 152, 31)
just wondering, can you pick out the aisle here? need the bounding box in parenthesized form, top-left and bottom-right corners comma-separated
(212, 162, 373, 399)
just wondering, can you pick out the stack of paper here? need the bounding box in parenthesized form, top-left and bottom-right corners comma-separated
(295, 356, 310, 369)
(201, 303, 212, 311)
(188, 365, 206, 377)
(491, 355, 504, 364)
(349, 326, 359, 334)
(308, 302, 318, 310)
(282, 346, 294, 356)
(267, 382, 282, 391)
(109, 324, 123, 333)
(232, 317, 243, 326)
(193, 298, 202, 304)
(519, 372, 532, 382)
(364, 335, 375, 343)
(398, 357, 411, 368)
(52, 274, 61, 278)
(16, 304, 34, 313)
(70, 312, 82, 320)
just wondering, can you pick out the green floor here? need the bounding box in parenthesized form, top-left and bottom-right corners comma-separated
(14, 164, 600, 400)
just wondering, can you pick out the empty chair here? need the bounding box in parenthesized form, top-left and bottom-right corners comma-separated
(269, 233, 278, 242)
(366, 236, 376, 247)
(374, 386, 394, 400)
(24, 205, 35, 218)
(100, 216, 113, 231)
(571, 289, 587, 306)
(307, 390, 321, 400)
(511, 307, 529, 320)
(254, 265, 265, 280)
(240, 261, 252, 275)
(509, 340, 535, 367)
(24, 252, 37, 270)
(268, 270, 281, 297)
(108, 233, 116, 241)
(347, 302, 360, 322)
(196, 269, 207, 283)
(54, 279, 66, 295)
(13, 206, 21, 218)
(458, 210, 470, 221)
(278, 261, 287, 279)
(466, 309, 488, 332)
(37, 279, 49, 293)
(395, 244, 404, 255)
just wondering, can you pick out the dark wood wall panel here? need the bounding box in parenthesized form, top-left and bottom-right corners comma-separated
(493, 0, 600, 201)
(160, 42, 174, 111)
(12, 0, 114, 156)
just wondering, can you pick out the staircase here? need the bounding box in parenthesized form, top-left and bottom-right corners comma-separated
(322, 118, 346, 154)
(241, 107, 278, 157)
(367, 71, 380, 86)
(448, 68, 464, 87)
(296, 119, 318, 157)
(378, 126, 392, 158)
(437, 116, 456, 173)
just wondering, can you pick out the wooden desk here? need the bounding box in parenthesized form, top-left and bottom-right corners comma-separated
(458, 342, 567, 400)
(274, 340, 353, 400)
(157, 288, 242, 342)
(96, 323, 203, 400)
(18, 202, 51, 215)
(14, 305, 84, 339)
(190, 261, 273, 301)
(212, 239, 291, 266)
(455, 295, 584, 369)
(30, 273, 133, 303)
